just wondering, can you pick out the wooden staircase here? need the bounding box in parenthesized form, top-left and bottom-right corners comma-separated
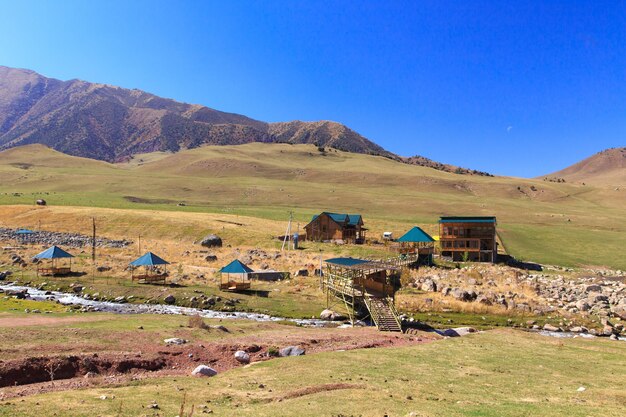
(364, 296, 403, 332)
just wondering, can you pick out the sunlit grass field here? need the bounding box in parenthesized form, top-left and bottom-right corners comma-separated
(1, 329, 624, 417)
(0, 143, 624, 269)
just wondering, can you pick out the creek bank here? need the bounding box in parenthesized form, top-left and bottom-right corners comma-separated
(0, 283, 331, 327)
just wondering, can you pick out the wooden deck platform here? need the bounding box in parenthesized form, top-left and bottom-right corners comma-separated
(132, 274, 167, 284)
(37, 267, 71, 276)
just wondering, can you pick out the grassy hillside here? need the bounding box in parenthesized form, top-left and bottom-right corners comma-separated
(0, 143, 625, 269)
(2, 329, 625, 417)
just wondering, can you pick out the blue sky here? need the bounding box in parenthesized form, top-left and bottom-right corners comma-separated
(1, 1, 624, 177)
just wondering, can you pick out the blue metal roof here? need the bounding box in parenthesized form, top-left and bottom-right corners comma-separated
(16, 229, 35, 235)
(324, 257, 369, 266)
(35, 245, 74, 259)
(220, 259, 254, 274)
(397, 226, 435, 243)
(130, 252, 169, 267)
(439, 216, 496, 223)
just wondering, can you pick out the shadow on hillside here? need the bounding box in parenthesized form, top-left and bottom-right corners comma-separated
(498, 255, 543, 271)
(237, 289, 271, 297)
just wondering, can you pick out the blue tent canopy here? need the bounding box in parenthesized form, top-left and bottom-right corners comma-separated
(397, 227, 435, 243)
(35, 246, 74, 259)
(220, 259, 254, 274)
(130, 252, 169, 267)
(324, 257, 369, 267)
(16, 229, 35, 235)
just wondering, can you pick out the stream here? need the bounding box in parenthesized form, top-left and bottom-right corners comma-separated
(1, 283, 624, 341)
(0, 282, 330, 327)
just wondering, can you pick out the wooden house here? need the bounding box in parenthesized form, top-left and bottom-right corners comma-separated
(304, 212, 366, 243)
(438, 216, 497, 262)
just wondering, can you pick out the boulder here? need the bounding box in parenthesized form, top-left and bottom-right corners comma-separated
(200, 235, 222, 248)
(451, 288, 471, 302)
(294, 269, 308, 277)
(164, 337, 187, 345)
(575, 300, 590, 311)
(279, 346, 306, 357)
(320, 309, 335, 320)
(476, 294, 492, 305)
(420, 279, 437, 292)
(584, 284, 603, 293)
(440, 327, 477, 337)
(191, 365, 217, 377)
(164, 294, 176, 304)
(234, 350, 250, 364)
(319, 309, 345, 321)
(204, 254, 218, 262)
(569, 326, 588, 333)
(542, 324, 562, 332)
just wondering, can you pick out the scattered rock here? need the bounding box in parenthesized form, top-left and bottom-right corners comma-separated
(234, 350, 250, 364)
(319, 309, 346, 321)
(294, 269, 308, 277)
(279, 346, 306, 357)
(164, 338, 187, 345)
(191, 365, 218, 377)
(542, 324, 562, 332)
(200, 235, 222, 248)
(164, 294, 176, 304)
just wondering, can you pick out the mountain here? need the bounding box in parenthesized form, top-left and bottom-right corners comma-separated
(542, 147, 626, 186)
(0, 66, 392, 161)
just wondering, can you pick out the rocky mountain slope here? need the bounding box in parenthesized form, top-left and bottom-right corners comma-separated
(542, 147, 626, 186)
(0, 66, 391, 161)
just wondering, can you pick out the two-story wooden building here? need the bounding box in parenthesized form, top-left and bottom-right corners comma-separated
(438, 216, 497, 262)
(304, 212, 366, 244)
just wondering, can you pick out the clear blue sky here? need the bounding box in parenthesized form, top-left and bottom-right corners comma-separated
(1, 0, 624, 177)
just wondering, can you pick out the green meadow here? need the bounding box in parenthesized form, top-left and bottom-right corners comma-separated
(0, 143, 624, 269)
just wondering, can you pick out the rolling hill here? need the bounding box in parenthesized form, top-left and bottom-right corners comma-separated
(0, 66, 391, 161)
(543, 147, 626, 186)
(0, 143, 624, 269)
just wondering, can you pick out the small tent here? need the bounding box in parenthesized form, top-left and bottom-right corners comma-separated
(219, 259, 253, 291)
(130, 252, 169, 284)
(15, 229, 35, 244)
(34, 245, 74, 276)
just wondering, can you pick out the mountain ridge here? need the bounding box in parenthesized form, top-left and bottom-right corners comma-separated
(0, 65, 393, 162)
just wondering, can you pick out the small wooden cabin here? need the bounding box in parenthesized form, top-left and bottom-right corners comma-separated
(439, 216, 497, 262)
(304, 212, 366, 244)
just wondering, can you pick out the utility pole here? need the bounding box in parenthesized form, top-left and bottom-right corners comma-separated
(92, 218, 96, 263)
(91, 217, 96, 282)
(281, 211, 293, 251)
